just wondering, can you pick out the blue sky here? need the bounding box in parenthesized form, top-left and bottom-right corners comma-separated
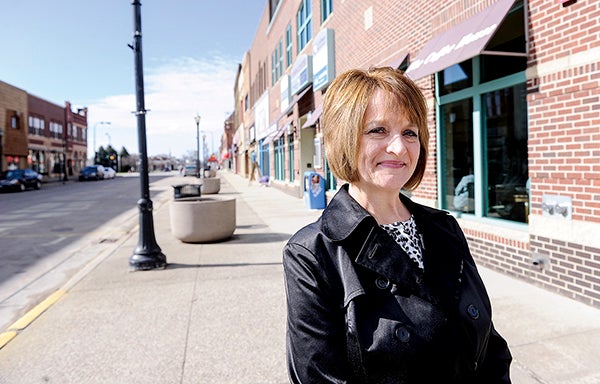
(0, 0, 266, 158)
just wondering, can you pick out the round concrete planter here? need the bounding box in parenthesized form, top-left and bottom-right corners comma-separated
(200, 177, 220, 194)
(170, 196, 236, 243)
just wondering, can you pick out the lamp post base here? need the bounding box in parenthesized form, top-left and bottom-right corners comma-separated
(129, 252, 167, 271)
(128, 198, 167, 271)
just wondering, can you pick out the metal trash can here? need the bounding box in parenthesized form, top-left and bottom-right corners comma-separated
(172, 184, 202, 199)
(303, 171, 326, 209)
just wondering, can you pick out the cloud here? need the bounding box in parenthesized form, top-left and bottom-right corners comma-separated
(87, 56, 238, 158)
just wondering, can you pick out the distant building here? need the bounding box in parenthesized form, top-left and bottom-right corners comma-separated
(0, 81, 88, 180)
(231, 0, 600, 307)
(0, 81, 28, 171)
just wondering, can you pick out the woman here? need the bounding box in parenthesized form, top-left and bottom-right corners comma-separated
(283, 67, 512, 383)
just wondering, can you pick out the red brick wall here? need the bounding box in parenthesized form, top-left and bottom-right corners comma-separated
(527, 0, 600, 224)
(465, 229, 531, 273)
(0, 81, 28, 167)
(529, 235, 600, 307)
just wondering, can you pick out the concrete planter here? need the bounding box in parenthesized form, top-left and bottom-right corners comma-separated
(170, 196, 236, 243)
(200, 177, 220, 194)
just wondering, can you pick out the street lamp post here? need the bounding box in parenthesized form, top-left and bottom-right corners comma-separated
(93, 121, 111, 164)
(202, 132, 206, 178)
(194, 114, 201, 178)
(128, 0, 166, 271)
(0, 127, 4, 171)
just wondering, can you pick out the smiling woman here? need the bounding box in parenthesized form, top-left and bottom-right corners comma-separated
(282, 67, 512, 383)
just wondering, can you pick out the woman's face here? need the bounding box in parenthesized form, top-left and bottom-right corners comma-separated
(354, 88, 420, 194)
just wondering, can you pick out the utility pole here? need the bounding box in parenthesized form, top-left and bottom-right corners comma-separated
(195, 114, 201, 178)
(128, 0, 166, 271)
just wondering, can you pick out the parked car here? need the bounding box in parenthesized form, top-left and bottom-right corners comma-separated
(103, 167, 116, 179)
(182, 165, 198, 177)
(78, 165, 105, 181)
(0, 169, 43, 192)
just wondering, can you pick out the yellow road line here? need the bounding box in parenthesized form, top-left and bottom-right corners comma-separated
(0, 331, 17, 349)
(8, 290, 66, 331)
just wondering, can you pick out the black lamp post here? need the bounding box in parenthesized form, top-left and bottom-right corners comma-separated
(128, 0, 166, 271)
(195, 114, 201, 178)
(0, 128, 3, 171)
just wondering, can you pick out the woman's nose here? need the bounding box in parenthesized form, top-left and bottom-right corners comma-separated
(386, 134, 406, 155)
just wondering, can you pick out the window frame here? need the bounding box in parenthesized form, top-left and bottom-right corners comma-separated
(296, 0, 312, 53)
(437, 56, 528, 226)
(321, 0, 333, 22)
(285, 24, 293, 68)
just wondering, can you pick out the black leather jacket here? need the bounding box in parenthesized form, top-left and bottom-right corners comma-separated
(283, 185, 512, 383)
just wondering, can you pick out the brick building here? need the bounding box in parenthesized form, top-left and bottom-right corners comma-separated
(0, 81, 28, 171)
(0, 84, 88, 179)
(231, 0, 600, 307)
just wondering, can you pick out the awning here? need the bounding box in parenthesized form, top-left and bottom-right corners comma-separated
(384, 51, 409, 69)
(271, 86, 312, 127)
(302, 104, 323, 129)
(405, 0, 517, 80)
(264, 122, 290, 143)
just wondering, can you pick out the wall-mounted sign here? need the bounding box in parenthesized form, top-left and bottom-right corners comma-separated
(291, 54, 312, 95)
(313, 29, 336, 92)
(280, 74, 291, 113)
(255, 92, 270, 141)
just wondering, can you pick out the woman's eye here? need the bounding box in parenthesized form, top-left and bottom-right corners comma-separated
(367, 127, 386, 134)
(403, 129, 418, 138)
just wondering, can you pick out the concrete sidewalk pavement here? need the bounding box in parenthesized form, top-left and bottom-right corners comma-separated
(0, 170, 599, 384)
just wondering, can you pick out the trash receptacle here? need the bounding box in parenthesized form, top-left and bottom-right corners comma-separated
(172, 184, 202, 199)
(303, 171, 326, 209)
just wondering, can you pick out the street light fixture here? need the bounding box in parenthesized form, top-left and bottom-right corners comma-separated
(93, 121, 111, 164)
(194, 114, 201, 178)
(128, 0, 166, 271)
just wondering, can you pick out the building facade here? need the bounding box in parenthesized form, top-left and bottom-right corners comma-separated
(232, 0, 600, 307)
(0, 81, 29, 171)
(0, 82, 88, 179)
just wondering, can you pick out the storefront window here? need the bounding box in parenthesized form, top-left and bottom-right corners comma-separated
(485, 84, 529, 223)
(274, 136, 285, 181)
(288, 134, 295, 182)
(259, 139, 270, 177)
(439, 60, 472, 96)
(441, 99, 474, 213)
(480, 3, 526, 83)
(438, 1, 528, 224)
(324, 155, 336, 191)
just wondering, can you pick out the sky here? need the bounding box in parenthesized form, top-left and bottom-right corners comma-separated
(0, 0, 266, 159)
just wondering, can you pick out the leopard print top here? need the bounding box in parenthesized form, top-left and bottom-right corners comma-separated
(380, 215, 424, 270)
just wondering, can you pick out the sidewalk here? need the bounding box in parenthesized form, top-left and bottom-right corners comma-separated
(0, 170, 599, 384)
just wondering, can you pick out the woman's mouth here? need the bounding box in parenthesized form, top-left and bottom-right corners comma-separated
(377, 160, 406, 168)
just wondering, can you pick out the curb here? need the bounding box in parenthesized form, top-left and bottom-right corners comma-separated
(0, 185, 173, 351)
(0, 290, 65, 349)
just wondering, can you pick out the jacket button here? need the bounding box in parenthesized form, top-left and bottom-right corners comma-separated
(375, 276, 389, 290)
(394, 326, 410, 342)
(467, 304, 480, 319)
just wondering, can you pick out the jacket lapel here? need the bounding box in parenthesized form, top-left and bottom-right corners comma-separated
(321, 185, 466, 307)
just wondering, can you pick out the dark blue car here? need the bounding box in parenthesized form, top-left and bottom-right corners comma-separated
(78, 165, 105, 181)
(0, 169, 43, 192)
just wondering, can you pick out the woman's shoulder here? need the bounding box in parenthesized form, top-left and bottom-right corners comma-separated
(287, 219, 323, 246)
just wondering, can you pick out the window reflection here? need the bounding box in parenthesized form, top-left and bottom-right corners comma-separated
(439, 60, 472, 96)
(442, 99, 474, 213)
(484, 84, 529, 223)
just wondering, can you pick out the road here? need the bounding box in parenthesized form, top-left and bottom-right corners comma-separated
(0, 173, 172, 331)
